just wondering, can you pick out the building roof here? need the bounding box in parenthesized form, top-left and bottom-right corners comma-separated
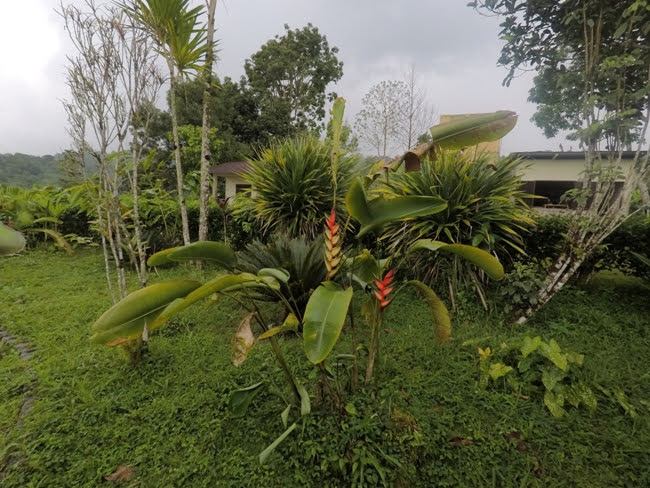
(209, 161, 251, 175)
(512, 151, 644, 160)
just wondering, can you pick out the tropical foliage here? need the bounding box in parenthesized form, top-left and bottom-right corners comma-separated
(239, 136, 357, 239)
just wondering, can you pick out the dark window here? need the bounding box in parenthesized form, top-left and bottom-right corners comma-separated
(531, 180, 575, 207)
(235, 184, 252, 195)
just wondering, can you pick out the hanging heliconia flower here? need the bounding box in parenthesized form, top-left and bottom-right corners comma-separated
(324, 209, 342, 280)
(373, 269, 395, 309)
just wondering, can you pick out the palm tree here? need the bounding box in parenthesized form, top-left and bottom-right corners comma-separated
(125, 0, 207, 245)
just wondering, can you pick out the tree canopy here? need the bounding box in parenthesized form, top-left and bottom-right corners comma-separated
(472, 0, 650, 147)
(244, 23, 344, 135)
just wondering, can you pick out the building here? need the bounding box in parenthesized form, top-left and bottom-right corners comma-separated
(512, 151, 638, 213)
(209, 161, 252, 200)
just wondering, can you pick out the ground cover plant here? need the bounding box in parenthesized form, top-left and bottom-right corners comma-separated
(1, 250, 649, 486)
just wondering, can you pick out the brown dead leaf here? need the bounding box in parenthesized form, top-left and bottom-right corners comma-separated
(104, 465, 133, 483)
(231, 313, 255, 366)
(449, 437, 474, 447)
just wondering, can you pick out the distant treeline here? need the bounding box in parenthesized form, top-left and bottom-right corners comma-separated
(0, 153, 63, 187)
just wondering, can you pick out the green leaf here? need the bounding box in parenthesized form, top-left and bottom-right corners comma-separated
(520, 335, 542, 358)
(258, 313, 300, 340)
(0, 223, 26, 256)
(405, 280, 452, 344)
(259, 423, 297, 465)
(229, 382, 264, 418)
(296, 382, 311, 416)
(281, 405, 291, 428)
(303, 283, 353, 363)
(541, 366, 565, 391)
(345, 403, 357, 415)
(147, 246, 181, 266)
(538, 339, 568, 371)
(408, 240, 504, 280)
(160, 241, 237, 269)
(149, 273, 279, 330)
(345, 249, 382, 284)
(258, 267, 290, 283)
(345, 178, 447, 237)
(488, 362, 513, 381)
(631, 251, 650, 269)
(429, 111, 518, 150)
(544, 389, 567, 418)
(89, 280, 201, 346)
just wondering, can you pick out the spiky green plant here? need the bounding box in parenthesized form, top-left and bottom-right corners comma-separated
(240, 136, 356, 239)
(380, 150, 534, 303)
(237, 236, 327, 321)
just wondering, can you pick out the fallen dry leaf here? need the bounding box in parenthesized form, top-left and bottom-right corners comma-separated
(105, 465, 133, 483)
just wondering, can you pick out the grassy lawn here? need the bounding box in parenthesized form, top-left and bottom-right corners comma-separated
(1, 249, 649, 487)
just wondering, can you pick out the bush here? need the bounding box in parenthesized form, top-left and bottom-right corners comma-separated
(239, 136, 357, 239)
(378, 151, 534, 300)
(520, 214, 650, 278)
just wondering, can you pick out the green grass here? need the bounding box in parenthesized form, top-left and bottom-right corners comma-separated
(0, 249, 649, 487)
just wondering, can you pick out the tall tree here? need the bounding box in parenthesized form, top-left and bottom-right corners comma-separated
(472, 0, 650, 323)
(126, 0, 207, 245)
(399, 65, 437, 151)
(198, 0, 217, 241)
(354, 80, 408, 156)
(244, 23, 343, 134)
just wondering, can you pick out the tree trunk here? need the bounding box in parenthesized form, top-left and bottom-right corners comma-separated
(168, 63, 191, 245)
(198, 0, 217, 241)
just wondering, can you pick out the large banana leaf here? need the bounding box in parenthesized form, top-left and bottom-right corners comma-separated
(405, 280, 451, 344)
(428, 111, 518, 150)
(346, 178, 447, 238)
(149, 272, 280, 329)
(0, 223, 25, 256)
(90, 280, 202, 346)
(303, 282, 353, 364)
(369, 111, 518, 177)
(147, 241, 237, 269)
(408, 240, 504, 280)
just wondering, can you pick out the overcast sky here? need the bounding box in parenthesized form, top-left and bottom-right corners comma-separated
(0, 0, 569, 157)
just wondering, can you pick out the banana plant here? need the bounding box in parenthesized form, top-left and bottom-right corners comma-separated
(365, 110, 518, 181)
(0, 222, 26, 256)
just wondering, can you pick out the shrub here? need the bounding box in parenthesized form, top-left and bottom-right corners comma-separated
(379, 150, 534, 301)
(240, 136, 357, 239)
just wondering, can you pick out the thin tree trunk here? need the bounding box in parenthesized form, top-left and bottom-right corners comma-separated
(168, 63, 191, 245)
(198, 0, 217, 242)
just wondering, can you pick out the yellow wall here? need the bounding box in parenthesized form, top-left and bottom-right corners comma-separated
(224, 175, 252, 200)
(518, 158, 634, 182)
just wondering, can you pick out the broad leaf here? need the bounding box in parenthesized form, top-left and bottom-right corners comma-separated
(259, 423, 297, 465)
(0, 223, 26, 256)
(229, 382, 264, 418)
(346, 179, 447, 237)
(519, 335, 542, 358)
(149, 273, 279, 329)
(258, 267, 290, 283)
(538, 339, 568, 371)
(405, 280, 451, 344)
(296, 381, 311, 416)
(488, 362, 513, 381)
(90, 280, 201, 346)
(544, 389, 566, 418)
(428, 111, 518, 150)
(148, 241, 237, 269)
(231, 313, 255, 366)
(541, 366, 565, 391)
(147, 246, 180, 266)
(303, 283, 353, 364)
(258, 313, 299, 340)
(408, 240, 504, 280)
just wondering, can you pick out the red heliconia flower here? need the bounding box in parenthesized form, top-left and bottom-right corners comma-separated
(373, 269, 395, 309)
(324, 208, 342, 279)
(7, 220, 13, 228)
